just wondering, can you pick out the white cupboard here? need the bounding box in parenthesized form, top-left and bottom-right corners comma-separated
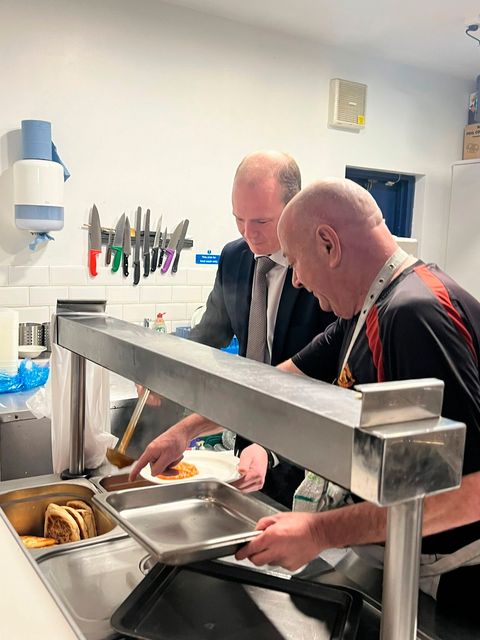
(445, 160, 480, 300)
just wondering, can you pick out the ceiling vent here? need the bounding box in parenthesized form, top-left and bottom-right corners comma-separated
(328, 78, 367, 131)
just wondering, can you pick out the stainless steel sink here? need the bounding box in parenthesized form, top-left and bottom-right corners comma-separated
(37, 536, 150, 640)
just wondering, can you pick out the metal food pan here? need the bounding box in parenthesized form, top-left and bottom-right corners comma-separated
(111, 560, 363, 640)
(93, 479, 278, 565)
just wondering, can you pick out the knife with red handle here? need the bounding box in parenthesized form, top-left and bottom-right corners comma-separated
(88, 205, 102, 277)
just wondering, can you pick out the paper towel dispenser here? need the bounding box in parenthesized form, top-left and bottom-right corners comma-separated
(13, 120, 67, 241)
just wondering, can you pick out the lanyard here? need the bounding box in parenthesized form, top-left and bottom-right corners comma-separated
(339, 248, 409, 376)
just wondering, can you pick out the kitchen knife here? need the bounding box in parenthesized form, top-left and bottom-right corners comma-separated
(123, 216, 131, 277)
(158, 226, 168, 269)
(111, 213, 126, 273)
(133, 207, 142, 286)
(171, 219, 189, 274)
(88, 204, 102, 277)
(151, 215, 162, 273)
(143, 208, 151, 277)
(105, 229, 113, 266)
(161, 220, 184, 274)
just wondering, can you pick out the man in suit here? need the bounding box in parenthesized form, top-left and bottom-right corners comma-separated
(130, 150, 335, 507)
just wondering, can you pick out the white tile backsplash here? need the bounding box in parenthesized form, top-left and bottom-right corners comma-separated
(0, 263, 204, 332)
(69, 286, 106, 300)
(187, 269, 217, 286)
(14, 306, 50, 323)
(187, 302, 204, 317)
(172, 286, 203, 303)
(9, 266, 49, 286)
(0, 267, 8, 286)
(153, 269, 187, 285)
(155, 303, 187, 321)
(105, 304, 124, 319)
(30, 286, 69, 306)
(202, 285, 213, 301)
(106, 286, 140, 304)
(123, 304, 156, 322)
(90, 267, 127, 286)
(140, 286, 173, 303)
(50, 266, 87, 286)
(171, 320, 190, 332)
(0, 287, 29, 306)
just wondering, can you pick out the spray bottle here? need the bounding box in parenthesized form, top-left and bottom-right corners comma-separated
(153, 312, 167, 334)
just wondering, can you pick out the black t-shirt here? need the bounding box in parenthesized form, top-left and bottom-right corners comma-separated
(292, 261, 480, 554)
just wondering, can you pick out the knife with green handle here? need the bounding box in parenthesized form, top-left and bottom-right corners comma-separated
(111, 213, 126, 273)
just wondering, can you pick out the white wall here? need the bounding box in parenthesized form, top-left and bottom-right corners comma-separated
(0, 0, 472, 328)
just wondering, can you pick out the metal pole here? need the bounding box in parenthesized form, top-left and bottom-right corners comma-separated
(381, 497, 424, 640)
(62, 352, 86, 478)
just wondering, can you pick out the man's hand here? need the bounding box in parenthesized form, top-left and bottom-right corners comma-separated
(135, 384, 162, 407)
(129, 428, 190, 481)
(231, 444, 268, 493)
(235, 512, 326, 571)
(231, 444, 269, 492)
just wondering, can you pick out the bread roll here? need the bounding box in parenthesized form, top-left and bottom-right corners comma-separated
(62, 506, 89, 539)
(66, 500, 97, 537)
(44, 503, 81, 544)
(20, 535, 57, 549)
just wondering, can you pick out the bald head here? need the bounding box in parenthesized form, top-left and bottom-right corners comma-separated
(278, 178, 398, 319)
(234, 150, 301, 205)
(279, 178, 383, 241)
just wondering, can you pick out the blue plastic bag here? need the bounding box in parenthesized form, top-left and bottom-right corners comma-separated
(0, 359, 50, 394)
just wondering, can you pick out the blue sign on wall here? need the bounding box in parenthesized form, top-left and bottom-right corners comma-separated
(195, 250, 220, 265)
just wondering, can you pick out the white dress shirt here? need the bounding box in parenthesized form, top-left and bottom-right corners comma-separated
(254, 249, 289, 364)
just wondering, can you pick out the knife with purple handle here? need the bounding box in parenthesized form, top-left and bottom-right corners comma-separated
(161, 220, 183, 274)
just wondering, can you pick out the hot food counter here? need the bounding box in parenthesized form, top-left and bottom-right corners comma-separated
(0, 300, 471, 640)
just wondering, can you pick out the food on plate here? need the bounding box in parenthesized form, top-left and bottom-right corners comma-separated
(67, 500, 97, 537)
(156, 460, 199, 480)
(20, 535, 57, 549)
(44, 503, 83, 544)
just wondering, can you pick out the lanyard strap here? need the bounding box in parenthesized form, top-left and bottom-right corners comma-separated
(339, 248, 409, 376)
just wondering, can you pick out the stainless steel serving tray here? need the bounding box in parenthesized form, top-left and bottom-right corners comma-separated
(111, 560, 363, 640)
(92, 479, 278, 565)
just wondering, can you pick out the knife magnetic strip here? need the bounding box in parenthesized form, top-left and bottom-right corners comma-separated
(99, 231, 193, 249)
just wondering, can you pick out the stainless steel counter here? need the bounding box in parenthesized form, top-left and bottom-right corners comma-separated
(0, 472, 478, 640)
(52, 306, 467, 640)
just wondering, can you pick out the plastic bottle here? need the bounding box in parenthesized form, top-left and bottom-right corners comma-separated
(153, 312, 167, 333)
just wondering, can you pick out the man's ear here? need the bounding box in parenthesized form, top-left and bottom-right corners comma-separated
(316, 224, 341, 267)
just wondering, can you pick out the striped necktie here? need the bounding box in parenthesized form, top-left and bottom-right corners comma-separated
(246, 256, 275, 363)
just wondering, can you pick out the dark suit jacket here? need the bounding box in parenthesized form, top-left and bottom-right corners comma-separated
(189, 238, 335, 507)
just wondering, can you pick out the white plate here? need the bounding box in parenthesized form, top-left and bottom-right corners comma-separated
(140, 450, 240, 485)
(18, 345, 47, 359)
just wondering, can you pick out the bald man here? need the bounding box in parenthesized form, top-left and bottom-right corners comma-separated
(236, 178, 480, 611)
(130, 152, 335, 507)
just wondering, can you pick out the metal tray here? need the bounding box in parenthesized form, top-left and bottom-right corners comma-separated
(92, 479, 278, 565)
(38, 536, 149, 640)
(111, 559, 362, 640)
